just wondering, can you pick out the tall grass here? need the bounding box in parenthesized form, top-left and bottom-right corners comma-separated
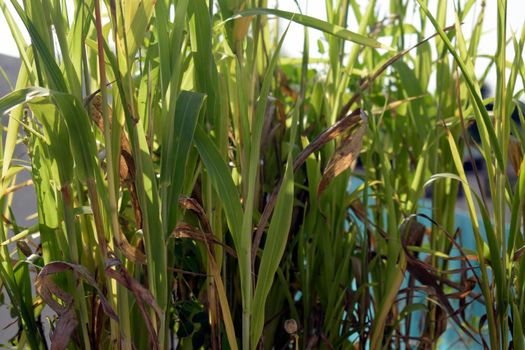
(0, 0, 524, 348)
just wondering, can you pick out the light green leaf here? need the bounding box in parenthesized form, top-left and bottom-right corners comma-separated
(194, 126, 243, 247)
(251, 157, 294, 347)
(160, 91, 206, 233)
(230, 8, 395, 51)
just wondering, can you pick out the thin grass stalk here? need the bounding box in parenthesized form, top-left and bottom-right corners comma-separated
(105, 2, 168, 343)
(492, 1, 510, 345)
(430, 1, 456, 344)
(61, 184, 92, 350)
(93, 1, 129, 347)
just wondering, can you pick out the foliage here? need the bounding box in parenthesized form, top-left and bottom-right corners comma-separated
(0, 0, 524, 349)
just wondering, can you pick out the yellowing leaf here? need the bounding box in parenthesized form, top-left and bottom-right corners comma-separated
(317, 110, 367, 198)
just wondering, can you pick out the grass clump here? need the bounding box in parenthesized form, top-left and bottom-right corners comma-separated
(0, 0, 524, 349)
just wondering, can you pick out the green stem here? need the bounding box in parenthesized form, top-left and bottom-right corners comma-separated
(94, 0, 132, 348)
(61, 184, 91, 350)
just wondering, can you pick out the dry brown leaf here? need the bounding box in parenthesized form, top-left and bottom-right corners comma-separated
(177, 196, 237, 256)
(400, 220, 478, 343)
(233, 3, 253, 43)
(252, 108, 363, 262)
(85, 94, 142, 228)
(317, 110, 367, 198)
(174, 223, 237, 258)
(116, 228, 147, 264)
(35, 262, 118, 350)
(178, 196, 212, 234)
(105, 257, 161, 350)
(509, 137, 523, 176)
(177, 195, 237, 349)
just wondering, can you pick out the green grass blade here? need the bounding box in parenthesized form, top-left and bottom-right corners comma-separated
(0, 86, 50, 114)
(232, 8, 394, 51)
(415, 0, 504, 171)
(160, 91, 206, 233)
(194, 126, 243, 245)
(251, 153, 294, 348)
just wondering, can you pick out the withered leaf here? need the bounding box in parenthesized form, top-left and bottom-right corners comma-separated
(174, 223, 237, 258)
(401, 219, 478, 343)
(105, 256, 161, 350)
(85, 93, 142, 228)
(35, 262, 118, 350)
(177, 196, 238, 256)
(317, 110, 367, 199)
(116, 227, 147, 264)
(177, 196, 237, 348)
(253, 109, 363, 260)
(509, 137, 523, 176)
